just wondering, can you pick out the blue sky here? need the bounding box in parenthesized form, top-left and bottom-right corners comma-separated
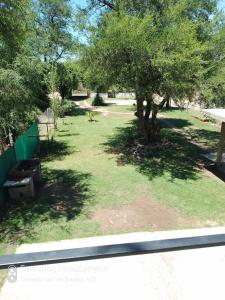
(72, 0, 225, 11)
(71, 0, 87, 9)
(218, 0, 225, 10)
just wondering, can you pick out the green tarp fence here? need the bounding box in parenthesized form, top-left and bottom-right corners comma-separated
(0, 122, 39, 205)
(15, 123, 40, 161)
(0, 147, 16, 206)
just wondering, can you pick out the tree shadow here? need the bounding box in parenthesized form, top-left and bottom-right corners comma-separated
(66, 104, 89, 117)
(70, 95, 88, 101)
(57, 133, 80, 138)
(205, 164, 225, 182)
(161, 107, 187, 112)
(40, 139, 75, 162)
(160, 117, 193, 129)
(160, 114, 220, 149)
(0, 168, 92, 244)
(185, 128, 220, 149)
(103, 120, 201, 181)
(58, 129, 69, 133)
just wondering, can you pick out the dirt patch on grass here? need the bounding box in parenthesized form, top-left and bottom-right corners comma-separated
(93, 198, 195, 232)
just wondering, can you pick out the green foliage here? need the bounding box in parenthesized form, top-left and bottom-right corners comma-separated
(32, 0, 74, 62)
(57, 61, 80, 99)
(15, 55, 50, 110)
(84, 6, 206, 99)
(92, 93, 105, 106)
(58, 100, 74, 118)
(86, 111, 97, 121)
(82, 0, 220, 141)
(0, 0, 81, 151)
(0, 68, 39, 146)
(0, 53, 49, 147)
(47, 65, 61, 127)
(199, 17, 225, 108)
(0, 0, 31, 64)
(50, 96, 62, 122)
(48, 68, 76, 126)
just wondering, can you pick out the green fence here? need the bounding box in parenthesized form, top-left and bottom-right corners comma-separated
(15, 123, 40, 161)
(0, 122, 39, 205)
(0, 147, 16, 206)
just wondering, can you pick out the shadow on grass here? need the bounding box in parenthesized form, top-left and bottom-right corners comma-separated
(185, 128, 220, 149)
(206, 164, 225, 182)
(0, 168, 92, 244)
(160, 115, 220, 149)
(70, 95, 88, 101)
(161, 107, 187, 112)
(40, 139, 75, 162)
(103, 120, 201, 181)
(57, 133, 80, 138)
(160, 118, 193, 129)
(66, 104, 89, 117)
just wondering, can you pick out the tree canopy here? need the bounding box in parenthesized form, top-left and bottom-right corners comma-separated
(0, 0, 225, 148)
(0, 0, 78, 150)
(57, 61, 80, 100)
(32, 0, 74, 62)
(82, 0, 219, 141)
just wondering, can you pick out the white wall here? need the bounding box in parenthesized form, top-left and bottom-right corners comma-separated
(90, 92, 135, 99)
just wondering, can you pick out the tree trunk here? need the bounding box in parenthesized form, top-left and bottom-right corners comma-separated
(151, 106, 158, 140)
(144, 98, 152, 120)
(137, 117, 150, 143)
(135, 93, 144, 119)
(166, 98, 170, 108)
(134, 88, 171, 143)
(150, 96, 168, 140)
(135, 92, 153, 143)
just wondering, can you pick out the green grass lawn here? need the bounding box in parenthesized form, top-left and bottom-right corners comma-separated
(0, 104, 224, 253)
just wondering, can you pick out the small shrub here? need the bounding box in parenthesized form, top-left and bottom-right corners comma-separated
(92, 93, 105, 106)
(86, 111, 97, 122)
(60, 100, 74, 116)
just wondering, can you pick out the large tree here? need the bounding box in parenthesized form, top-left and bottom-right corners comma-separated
(199, 16, 225, 108)
(57, 61, 80, 100)
(0, 0, 75, 149)
(32, 0, 74, 62)
(83, 1, 210, 142)
(0, 0, 31, 64)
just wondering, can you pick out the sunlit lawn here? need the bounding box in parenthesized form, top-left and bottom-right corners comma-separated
(0, 103, 224, 253)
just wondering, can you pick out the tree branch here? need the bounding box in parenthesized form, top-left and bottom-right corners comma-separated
(158, 98, 167, 110)
(55, 49, 65, 61)
(96, 0, 116, 10)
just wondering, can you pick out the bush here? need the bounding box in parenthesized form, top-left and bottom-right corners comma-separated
(92, 93, 105, 106)
(51, 99, 74, 128)
(86, 111, 97, 122)
(60, 100, 74, 116)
